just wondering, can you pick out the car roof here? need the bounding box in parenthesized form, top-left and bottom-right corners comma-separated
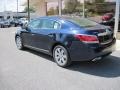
(35, 16, 61, 21)
(35, 16, 82, 21)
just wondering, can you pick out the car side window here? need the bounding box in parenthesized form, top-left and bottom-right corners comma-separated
(54, 22, 60, 30)
(41, 19, 54, 29)
(41, 19, 60, 30)
(28, 20, 42, 29)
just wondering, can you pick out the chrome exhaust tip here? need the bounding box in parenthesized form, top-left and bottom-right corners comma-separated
(92, 57, 102, 62)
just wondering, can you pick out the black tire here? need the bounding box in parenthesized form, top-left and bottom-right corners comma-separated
(53, 45, 71, 67)
(1, 25, 3, 28)
(15, 36, 24, 50)
(2, 25, 4, 28)
(15, 24, 17, 27)
(8, 25, 10, 27)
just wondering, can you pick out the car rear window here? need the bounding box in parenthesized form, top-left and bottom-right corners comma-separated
(64, 17, 98, 27)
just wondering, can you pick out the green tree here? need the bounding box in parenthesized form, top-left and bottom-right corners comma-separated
(84, 0, 106, 16)
(64, 0, 78, 14)
(94, 0, 105, 3)
(23, 6, 35, 13)
(47, 7, 55, 15)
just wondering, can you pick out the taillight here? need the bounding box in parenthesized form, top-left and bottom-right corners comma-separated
(75, 34, 99, 43)
(102, 16, 109, 21)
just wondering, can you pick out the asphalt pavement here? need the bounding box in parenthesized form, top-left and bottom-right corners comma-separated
(0, 27, 120, 90)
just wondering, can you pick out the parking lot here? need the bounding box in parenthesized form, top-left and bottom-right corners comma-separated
(0, 27, 120, 90)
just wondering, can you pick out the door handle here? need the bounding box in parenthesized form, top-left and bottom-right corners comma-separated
(48, 34, 54, 37)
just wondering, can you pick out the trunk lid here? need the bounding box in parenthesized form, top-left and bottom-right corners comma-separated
(84, 25, 114, 45)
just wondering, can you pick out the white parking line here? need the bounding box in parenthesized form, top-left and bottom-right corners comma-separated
(116, 40, 120, 51)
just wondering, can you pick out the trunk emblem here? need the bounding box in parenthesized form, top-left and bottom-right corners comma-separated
(98, 29, 112, 36)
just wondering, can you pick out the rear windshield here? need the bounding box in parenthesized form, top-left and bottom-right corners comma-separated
(64, 17, 98, 27)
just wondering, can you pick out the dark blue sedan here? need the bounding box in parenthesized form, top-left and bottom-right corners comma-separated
(15, 16, 116, 67)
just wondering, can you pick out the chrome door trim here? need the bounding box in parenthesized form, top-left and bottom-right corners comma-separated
(24, 45, 49, 53)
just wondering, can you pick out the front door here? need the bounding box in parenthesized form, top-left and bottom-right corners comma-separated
(22, 19, 42, 47)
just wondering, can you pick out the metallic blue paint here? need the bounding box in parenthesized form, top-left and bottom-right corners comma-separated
(15, 16, 116, 61)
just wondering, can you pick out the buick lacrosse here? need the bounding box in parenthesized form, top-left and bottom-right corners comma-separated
(15, 16, 116, 67)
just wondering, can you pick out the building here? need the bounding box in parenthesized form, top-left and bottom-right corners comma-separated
(29, 0, 61, 17)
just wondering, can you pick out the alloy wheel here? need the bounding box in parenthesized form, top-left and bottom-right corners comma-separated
(16, 36, 23, 50)
(54, 46, 70, 67)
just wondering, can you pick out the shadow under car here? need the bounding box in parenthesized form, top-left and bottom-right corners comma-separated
(25, 48, 120, 78)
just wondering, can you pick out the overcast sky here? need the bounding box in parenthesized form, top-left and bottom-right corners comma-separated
(0, 0, 26, 12)
(0, 0, 116, 12)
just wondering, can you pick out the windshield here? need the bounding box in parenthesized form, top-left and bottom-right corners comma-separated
(64, 17, 98, 27)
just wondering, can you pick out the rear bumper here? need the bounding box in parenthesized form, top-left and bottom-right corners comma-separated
(68, 38, 116, 61)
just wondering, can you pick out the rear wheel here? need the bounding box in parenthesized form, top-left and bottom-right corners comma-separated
(2, 25, 5, 28)
(15, 36, 24, 50)
(53, 45, 71, 67)
(1, 25, 4, 28)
